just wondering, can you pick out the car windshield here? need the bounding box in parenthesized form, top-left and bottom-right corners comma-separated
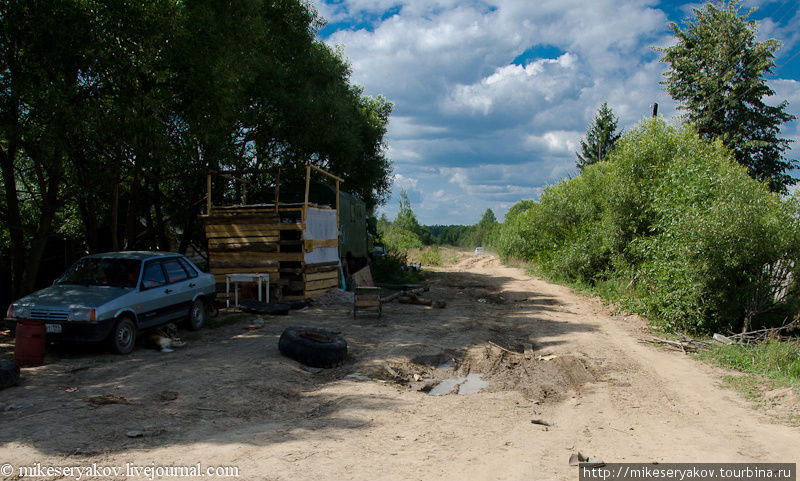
(57, 258, 142, 288)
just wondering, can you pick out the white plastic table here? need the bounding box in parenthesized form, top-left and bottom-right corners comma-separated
(225, 273, 270, 308)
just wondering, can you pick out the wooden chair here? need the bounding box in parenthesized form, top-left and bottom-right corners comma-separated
(353, 286, 382, 318)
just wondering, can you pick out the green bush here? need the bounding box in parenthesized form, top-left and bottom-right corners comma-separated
(370, 249, 425, 284)
(370, 249, 407, 283)
(382, 226, 424, 252)
(499, 118, 800, 334)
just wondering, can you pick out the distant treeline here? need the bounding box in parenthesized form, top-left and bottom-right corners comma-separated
(377, 192, 500, 252)
(424, 211, 499, 249)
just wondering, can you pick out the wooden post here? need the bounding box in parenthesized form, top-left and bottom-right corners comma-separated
(335, 180, 340, 232)
(206, 173, 212, 214)
(274, 167, 280, 214)
(303, 163, 344, 226)
(304, 164, 311, 224)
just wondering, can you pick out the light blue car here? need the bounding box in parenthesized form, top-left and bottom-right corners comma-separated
(4, 251, 216, 354)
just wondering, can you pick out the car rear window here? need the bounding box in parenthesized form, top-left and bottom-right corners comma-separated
(163, 259, 189, 283)
(178, 257, 198, 278)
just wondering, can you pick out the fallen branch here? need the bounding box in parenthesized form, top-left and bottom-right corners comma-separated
(488, 341, 522, 355)
(399, 293, 432, 306)
(727, 318, 799, 344)
(382, 287, 427, 303)
(640, 336, 709, 353)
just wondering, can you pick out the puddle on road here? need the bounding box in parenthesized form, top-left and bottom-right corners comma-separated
(457, 373, 490, 395)
(429, 373, 489, 396)
(436, 360, 454, 370)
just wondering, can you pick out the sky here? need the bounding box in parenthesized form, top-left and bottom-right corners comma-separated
(311, 0, 800, 226)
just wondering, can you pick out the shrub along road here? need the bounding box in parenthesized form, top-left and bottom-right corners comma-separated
(0, 255, 797, 480)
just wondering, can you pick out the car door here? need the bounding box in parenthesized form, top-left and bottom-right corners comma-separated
(136, 260, 172, 328)
(160, 257, 195, 321)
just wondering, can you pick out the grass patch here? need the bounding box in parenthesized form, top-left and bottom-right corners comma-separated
(699, 340, 800, 384)
(720, 375, 766, 403)
(407, 246, 468, 267)
(698, 340, 800, 423)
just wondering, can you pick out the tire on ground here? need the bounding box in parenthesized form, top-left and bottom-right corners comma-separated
(0, 358, 21, 389)
(278, 327, 347, 368)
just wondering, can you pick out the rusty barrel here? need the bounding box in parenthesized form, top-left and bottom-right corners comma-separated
(14, 319, 46, 366)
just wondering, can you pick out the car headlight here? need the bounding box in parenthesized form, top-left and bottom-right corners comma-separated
(8, 304, 31, 319)
(68, 308, 97, 322)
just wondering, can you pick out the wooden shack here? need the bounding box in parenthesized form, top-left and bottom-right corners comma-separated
(199, 166, 344, 300)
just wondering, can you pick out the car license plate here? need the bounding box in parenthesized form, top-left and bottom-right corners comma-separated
(45, 324, 62, 334)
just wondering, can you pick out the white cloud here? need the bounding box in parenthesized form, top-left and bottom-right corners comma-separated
(315, 0, 800, 224)
(524, 130, 582, 154)
(442, 54, 582, 116)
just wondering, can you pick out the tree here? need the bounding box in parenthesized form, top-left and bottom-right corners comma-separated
(474, 208, 498, 247)
(656, 0, 796, 192)
(576, 102, 622, 172)
(394, 190, 431, 244)
(0, 0, 394, 297)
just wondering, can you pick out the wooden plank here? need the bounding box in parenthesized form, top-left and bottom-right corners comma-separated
(209, 243, 277, 253)
(304, 262, 340, 274)
(205, 225, 280, 238)
(205, 206, 278, 213)
(304, 270, 339, 282)
(305, 278, 339, 291)
(271, 223, 304, 231)
(214, 252, 303, 262)
(204, 220, 280, 228)
(268, 252, 305, 262)
(207, 206, 277, 214)
(210, 251, 282, 262)
(304, 287, 335, 298)
(304, 238, 339, 250)
(355, 300, 380, 307)
(208, 236, 279, 246)
(202, 214, 280, 223)
(209, 260, 279, 269)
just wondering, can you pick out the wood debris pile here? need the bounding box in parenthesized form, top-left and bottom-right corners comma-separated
(639, 334, 712, 353)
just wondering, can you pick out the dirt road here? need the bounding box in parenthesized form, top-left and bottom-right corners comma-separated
(1, 255, 798, 480)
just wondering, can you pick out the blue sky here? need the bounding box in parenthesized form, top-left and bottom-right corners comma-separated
(312, 0, 800, 225)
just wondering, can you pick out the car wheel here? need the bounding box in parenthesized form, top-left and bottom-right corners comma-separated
(188, 298, 205, 331)
(108, 316, 137, 355)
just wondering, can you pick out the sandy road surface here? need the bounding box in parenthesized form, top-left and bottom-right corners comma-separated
(1, 255, 798, 481)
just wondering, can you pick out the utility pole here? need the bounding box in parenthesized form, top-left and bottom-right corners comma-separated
(652, 102, 658, 118)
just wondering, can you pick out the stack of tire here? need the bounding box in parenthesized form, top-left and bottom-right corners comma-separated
(0, 358, 20, 390)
